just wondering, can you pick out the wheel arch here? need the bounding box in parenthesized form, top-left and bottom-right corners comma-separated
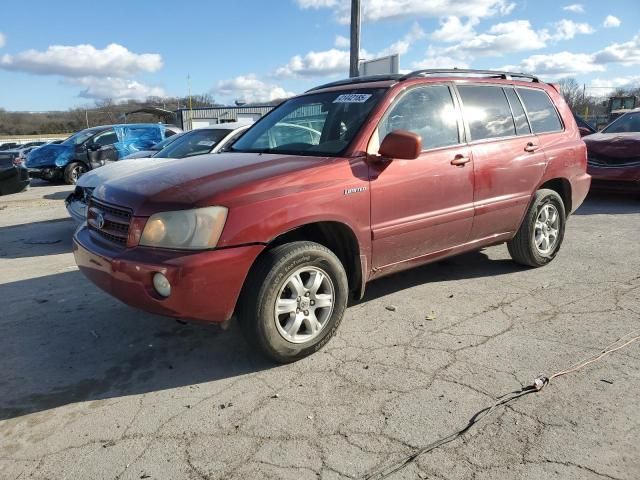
(538, 178, 572, 214)
(262, 221, 365, 299)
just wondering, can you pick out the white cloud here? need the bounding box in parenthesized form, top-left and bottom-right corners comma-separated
(503, 52, 605, 78)
(431, 16, 479, 43)
(275, 48, 350, 78)
(551, 19, 594, 41)
(0, 43, 162, 77)
(439, 20, 549, 59)
(562, 4, 584, 14)
(276, 23, 424, 79)
(412, 54, 470, 70)
(66, 76, 166, 100)
(295, 0, 515, 23)
(603, 15, 621, 28)
(213, 75, 295, 103)
(590, 75, 640, 96)
(504, 33, 640, 78)
(0, 33, 6, 49)
(335, 35, 350, 48)
(376, 22, 425, 56)
(593, 34, 640, 66)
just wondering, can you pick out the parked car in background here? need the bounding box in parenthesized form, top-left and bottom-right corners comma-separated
(585, 109, 640, 194)
(25, 124, 181, 185)
(0, 142, 20, 151)
(574, 114, 596, 137)
(121, 132, 185, 159)
(153, 122, 251, 159)
(0, 153, 30, 196)
(65, 123, 251, 223)
(73, 69, 590, 362)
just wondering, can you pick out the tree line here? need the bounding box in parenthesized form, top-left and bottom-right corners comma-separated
(0, 94, 282, 136)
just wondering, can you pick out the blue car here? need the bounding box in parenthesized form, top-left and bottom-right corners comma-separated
(25, 123, 181, 184)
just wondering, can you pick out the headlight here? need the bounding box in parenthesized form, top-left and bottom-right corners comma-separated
(140, 206, 228, 250)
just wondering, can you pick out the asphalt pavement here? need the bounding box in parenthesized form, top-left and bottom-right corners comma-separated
(1, 181, 639, 479)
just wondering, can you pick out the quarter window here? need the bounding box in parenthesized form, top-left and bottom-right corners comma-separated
(504, 88, 531, 135)
(458, 85, 516, 141)
(517, 88, 563, 134)
(377, 86, 460, 150)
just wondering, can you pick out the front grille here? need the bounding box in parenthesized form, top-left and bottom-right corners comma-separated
(87, 197, 132, 247)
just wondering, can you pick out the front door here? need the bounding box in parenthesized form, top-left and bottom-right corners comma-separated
(369, 85, 475, 270)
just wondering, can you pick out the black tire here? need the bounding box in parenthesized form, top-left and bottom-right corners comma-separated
(238, 241, 349, 363)
(508, 189, 566, 267)
(64, 162, 87, 185)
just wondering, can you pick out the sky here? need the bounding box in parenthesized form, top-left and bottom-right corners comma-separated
(0, 0, 639, 111)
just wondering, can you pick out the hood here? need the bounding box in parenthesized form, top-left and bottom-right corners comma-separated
(584, 132, 640, 166)
(25, 144, 75, 168)
(77, 157, 176, 189)
(94, 152, 337, 216)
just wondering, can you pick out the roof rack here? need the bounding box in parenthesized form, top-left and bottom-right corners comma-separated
(305, 69, 540, 94)
(400, 69, 540, 83)
(306, 74, 404, 92)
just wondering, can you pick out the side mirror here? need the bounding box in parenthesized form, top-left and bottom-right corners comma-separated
(378, 130, 422, 160)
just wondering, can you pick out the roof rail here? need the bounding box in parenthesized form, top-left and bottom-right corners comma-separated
(306, 74, 404, 92)
(400, 69, 540, 83)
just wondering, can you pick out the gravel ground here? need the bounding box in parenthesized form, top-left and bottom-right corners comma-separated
(1, 181, 639, 480)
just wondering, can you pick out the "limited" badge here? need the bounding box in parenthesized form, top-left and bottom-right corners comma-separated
(344, 186, 367, 195)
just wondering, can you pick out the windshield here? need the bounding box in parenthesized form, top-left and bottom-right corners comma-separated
(603, 111, 640, 134)
(231, 88, 387, 156)
(154, 129, 232, 158)
(62, 129, 101, 146)
(150, 133, 181, 151)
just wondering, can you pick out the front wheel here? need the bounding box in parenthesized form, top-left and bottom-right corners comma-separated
(238, 241, 348, 363)
(508, 189, 566, 267)
(64, 162, 87, 185)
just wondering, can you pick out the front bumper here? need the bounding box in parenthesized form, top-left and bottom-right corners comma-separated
(587, 164, 640, 193)
(73, 225, 264, 323)
(65, 193, 88, 224)
(27, 166, 63, 180)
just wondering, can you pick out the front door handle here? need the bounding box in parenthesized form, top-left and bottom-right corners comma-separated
(524, 142, 539, 152)
(451, 155, 471, 166)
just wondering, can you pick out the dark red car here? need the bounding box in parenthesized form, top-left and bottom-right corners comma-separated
(73, 69, 590, 362)
(585, 109, 640, 193)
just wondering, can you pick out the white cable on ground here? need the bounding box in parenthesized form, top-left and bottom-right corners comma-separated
(362, 327, 640, 480)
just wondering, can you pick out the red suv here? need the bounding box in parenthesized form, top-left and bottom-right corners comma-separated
(73, 69, 590, 362)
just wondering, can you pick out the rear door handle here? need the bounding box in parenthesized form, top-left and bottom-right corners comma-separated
(524, 142, 539, 152)
(451, 155, 471, 166)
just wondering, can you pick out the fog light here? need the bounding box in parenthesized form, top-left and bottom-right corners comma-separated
(153, 272, 171, 297)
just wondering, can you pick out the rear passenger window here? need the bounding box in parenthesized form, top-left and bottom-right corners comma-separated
(378, 85, 459, 150)
(458, 86, 516, 141)
(504, 88, 531, 135)
(517, 88, 563, 134)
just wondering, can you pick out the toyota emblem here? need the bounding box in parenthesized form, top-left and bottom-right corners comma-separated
(96, 212, 105, 229)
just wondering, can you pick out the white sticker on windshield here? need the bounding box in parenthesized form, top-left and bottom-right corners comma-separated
(197, 140, 216, 147)
(333, 94, 372, 104)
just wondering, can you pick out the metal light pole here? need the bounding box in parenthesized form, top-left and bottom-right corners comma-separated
(349, 0, 361, 78)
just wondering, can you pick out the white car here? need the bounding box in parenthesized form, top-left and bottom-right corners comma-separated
(65, 122, 251, 223)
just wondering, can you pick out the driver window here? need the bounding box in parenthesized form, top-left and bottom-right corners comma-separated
(371, 86, 459, 153)
(93, 129, 118, 147)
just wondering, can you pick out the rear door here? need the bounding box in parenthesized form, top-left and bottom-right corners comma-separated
(369, 84, 475, 270)
(456, 85, 547, 240)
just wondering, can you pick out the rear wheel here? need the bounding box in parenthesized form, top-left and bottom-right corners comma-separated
(238, 241, 348, 363)
(64, 162, 87, 185)
(508, 189, 566, 267)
